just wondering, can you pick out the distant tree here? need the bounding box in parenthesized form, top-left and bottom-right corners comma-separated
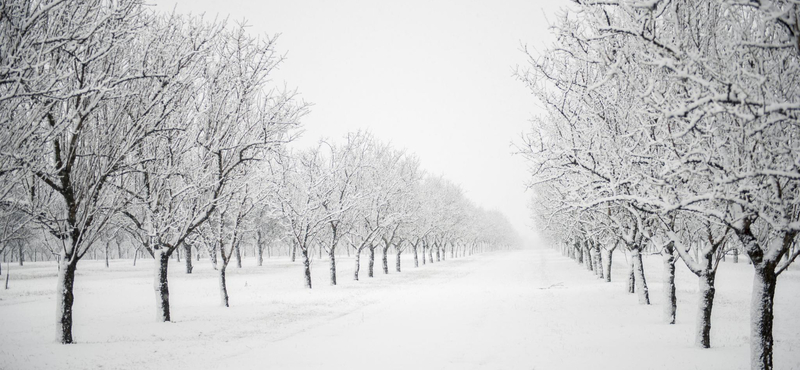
(198, 184, 260, 307)
(272, 147, 339, 289)
(317, 132, 373, 285)
(254, 213, 286, 265)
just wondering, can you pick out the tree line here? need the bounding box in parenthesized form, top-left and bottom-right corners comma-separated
(0, 0, 519, 345)
(517, 1, 800, 370)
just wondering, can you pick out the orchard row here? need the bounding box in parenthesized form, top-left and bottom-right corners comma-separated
(516, 2, 800, 370)
(0, 1, 518, 345)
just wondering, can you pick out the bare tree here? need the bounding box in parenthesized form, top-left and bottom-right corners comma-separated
(0, 1, 221, 343)
(519, 1, 800, 368)
(273, 148, 339, 289)
(121, 20, 303, 320)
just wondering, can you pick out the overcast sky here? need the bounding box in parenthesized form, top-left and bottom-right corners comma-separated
(151, 0, 565, 245)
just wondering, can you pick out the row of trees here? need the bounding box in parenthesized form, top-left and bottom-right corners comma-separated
(517, 1, 800, 370)
(272, 131, 520, 290)
(0, 0, 519, 345)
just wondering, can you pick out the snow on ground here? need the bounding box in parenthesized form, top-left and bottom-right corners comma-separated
(0, 248, 798, 370)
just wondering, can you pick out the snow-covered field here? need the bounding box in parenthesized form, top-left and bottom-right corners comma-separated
(0, 249, 798, 370)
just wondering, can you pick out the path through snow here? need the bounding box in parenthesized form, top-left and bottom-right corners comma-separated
(212, 249, 799, 370)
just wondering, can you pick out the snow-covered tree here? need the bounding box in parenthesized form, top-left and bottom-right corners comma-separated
(273, 146, 339, 289)
(119, 17, 303, 320)
(519, 1, 800, 368)
(0, 0, 223, 343)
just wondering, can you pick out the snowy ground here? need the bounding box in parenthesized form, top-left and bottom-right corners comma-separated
(0, 248, 799, 370)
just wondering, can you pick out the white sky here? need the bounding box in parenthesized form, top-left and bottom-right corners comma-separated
(151, 0, 565, 245)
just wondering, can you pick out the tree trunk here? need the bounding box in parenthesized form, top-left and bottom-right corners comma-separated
(585, 247, 593, 272)
(219, 266, 229, 307)
(184, 244, 193, 274)
(696, 272, 716, 348)
(631, 248, 650, 304)
(396, 250, 402, 272)
(234, 243, 242, 268)
(368, 247, 375, 278)
(210, 244, 218, 270)
(354, 248, 361, 281)
(436, 245, 441, 262)
(429, 246, 434, 263)
(593, 248, 602, 277)
(153, 249, 171, 322)
(422, 246, 427, 265)
(382, 246, 389, 274)
(291, 243, 297, 263)
(441, 244, 446, 261)
(329, 249, 337, 286)
(55, 257, 77, 344)
(302, 247, 312, 289)
(19, 244, 23, 266)
(627, 256, 635, 294)
(733, 248, 739, 263)
(413, 245, 419, 267)
(750, 264, 777, 370)
(257, 242, 264, 267)
(663, 248, 677, 324)
(104, 244, 109, 268)
(133, 248, 139, 266)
